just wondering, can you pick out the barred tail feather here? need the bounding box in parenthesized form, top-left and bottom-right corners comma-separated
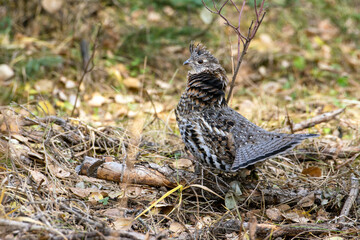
(231, 133, 319, 172)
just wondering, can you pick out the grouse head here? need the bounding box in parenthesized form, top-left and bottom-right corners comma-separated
(184, 42, 223, 74)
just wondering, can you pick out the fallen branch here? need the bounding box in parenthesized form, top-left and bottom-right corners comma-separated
(211, 219, 341, 238)
(0, 218, 160, 240)
(78, 157, 323, 206)
(78, 156, 195, 188)
(277, 108, 345, 133)
(339, 174, 359, 223)
(299, 145, 360, 159)
(336, 152, 360, 170)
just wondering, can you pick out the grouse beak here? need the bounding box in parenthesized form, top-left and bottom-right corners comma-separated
(183, 59, 190, 65)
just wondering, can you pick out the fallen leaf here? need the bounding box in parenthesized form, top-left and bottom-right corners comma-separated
(113, 218, 132, 230)
(69, 187, 92, 198)
(0, 112, 21, 134)
(34, 79, 54, 93)
(266, 208, 284, 221)
(41, 0, 63, 14)
(0, 64, 14, 82)
(278, 204, 291, 212)
(123, 77, 141, 89)
(155, 80, 172, 89)
(37, 100, 56, 115)
(144, 102, 164, 114)
(316, 208, 329, 222)
(147, 11, 161, 22)
(169, 221, 185, 234)
(48, 164, 70, 178)
(115, 94, 135, 104)
(282, 210, 310, 223)
(108, 190, 124, 199)
(88, 191, 104, 202)
(102, 208, 123, 218)
(298, 193, 315, 208)
(318, 19, 339, 40)
(88, 93, 107, 107)
(30, 170, 48, 185)
(302, 166, 322, 177)
(172, 158, 193, 170)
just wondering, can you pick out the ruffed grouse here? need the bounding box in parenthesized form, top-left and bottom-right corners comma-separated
(175, 43, 318, 172)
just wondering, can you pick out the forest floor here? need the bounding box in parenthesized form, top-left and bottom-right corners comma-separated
(0, 1, 359, 239)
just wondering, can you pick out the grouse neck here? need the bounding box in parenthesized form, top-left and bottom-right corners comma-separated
(185, 70, 227, 109)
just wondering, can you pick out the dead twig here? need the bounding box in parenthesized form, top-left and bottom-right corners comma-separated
(277, 108, 345, 133)
(71, 24, 102, 117)
(335, 152, 360, 170)
(339, 174, 359, 223)
(211, 220, 341, 238)
(202, 0, 266, 103)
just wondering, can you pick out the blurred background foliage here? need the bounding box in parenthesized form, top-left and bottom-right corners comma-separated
(0, 0, 359, 137)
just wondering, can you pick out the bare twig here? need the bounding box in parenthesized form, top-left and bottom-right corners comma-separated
(202, 0, 267, 103)
(71, 24, 102, 117)
(336, 152, 360, 170)
(339, 174, 359, 223)
(277, 108, 345, 133)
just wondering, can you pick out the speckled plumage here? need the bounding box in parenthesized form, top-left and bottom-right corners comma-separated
(175, 43, 318, 172)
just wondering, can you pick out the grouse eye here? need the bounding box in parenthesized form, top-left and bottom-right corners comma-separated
(198, 60, 203, 64)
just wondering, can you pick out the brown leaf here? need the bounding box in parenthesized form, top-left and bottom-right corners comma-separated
(123, 77, 141, 89)
(0, 112, 21, 134)
(266, 208, 284, 221)
(48, 164, 70, 178)
(169, 222, 185, 235)
(69, 187, 92, 198)
(302, 166, 322, 177)
(113, 218, 132, 230)
(172, 158, 194, 170)
(34, 79, 54, 93)
(0, 64, 14, 82)
(318, 19, 339, 40)
(41, 0, 63, 14)
(282, 210, 310, 223)
(30, 170, 48, 185)
(298, 193, 315, 208)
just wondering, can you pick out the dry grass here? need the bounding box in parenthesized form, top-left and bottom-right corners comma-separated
(1, 0, 360, 239)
